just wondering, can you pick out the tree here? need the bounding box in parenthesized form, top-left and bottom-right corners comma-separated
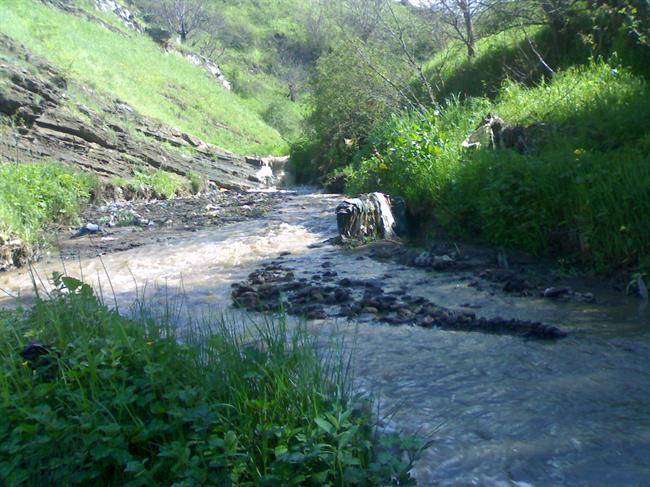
(153, 0, 208, 43)
(417, 0, 492, 58)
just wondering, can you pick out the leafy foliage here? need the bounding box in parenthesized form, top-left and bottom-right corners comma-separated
(347, 62, 650, 272)
(0, 276, 425, 485)
(0, 162, 97, 243)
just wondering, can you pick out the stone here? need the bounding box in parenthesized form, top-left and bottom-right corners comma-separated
(336, 193, 407, 242)
(462, 113, 544, 153)
(75, 223, 102, 237)
(543, 286, 572, 298)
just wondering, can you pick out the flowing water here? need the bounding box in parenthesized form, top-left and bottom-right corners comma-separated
(1, 190, 649, 486)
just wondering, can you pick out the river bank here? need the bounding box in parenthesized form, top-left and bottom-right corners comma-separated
(1, 190, 648, 484)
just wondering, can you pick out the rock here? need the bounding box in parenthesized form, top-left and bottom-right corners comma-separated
(542, 286, 572, 298)
(336, 193, 407, 242)
(75, 223, 102, 237)
(94, 0, 142, 32)
(503, 278, 532, 294)
(0, 237, 32, 271)
(0, 35, 277, 191)
(19, 341, 60, 379)
(432, 255, 455, 271)
(183, 52, 231, 91)
(462, 113, 544, 153)
(413, 252, 433, 268)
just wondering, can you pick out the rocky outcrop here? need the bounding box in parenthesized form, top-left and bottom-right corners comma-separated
(183, 52, 231, 91)
(0, 35, 271, 190)
(336, 193, 407, 242)
(94, 0, 142, 32)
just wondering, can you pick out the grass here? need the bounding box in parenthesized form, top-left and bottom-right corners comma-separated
(0, 274, 423, 485)
(0, 0, 288, 155)
(110, 169, 193, 200)
(346, 62, 650, 272)
(0, 162, 97, 243)
(422, 19, 650, 102)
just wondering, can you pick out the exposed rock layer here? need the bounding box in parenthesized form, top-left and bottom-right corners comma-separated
(0, 35, 268, 190)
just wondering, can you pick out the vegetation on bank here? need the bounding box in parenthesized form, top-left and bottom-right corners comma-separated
(292, 2, 650, 274)
(0, 162, 97, 244)
(346, 62, 650, 272)
(0, 162, 206, 245)
(110, 169, 205, 200)
(0, 275, 422, 484)
(0, 0, 287, 155)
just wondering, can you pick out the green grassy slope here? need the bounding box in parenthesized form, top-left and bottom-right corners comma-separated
(0, 0, 288, 155)
(346, 36, 650, 273)
(169, 0, 316, 142)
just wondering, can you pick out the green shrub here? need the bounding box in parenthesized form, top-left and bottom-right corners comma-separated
(0, 162, 96, 243)
(347, 62, 650, 272)
(186, 171, 207, 194)
(0, 275, 424, 485)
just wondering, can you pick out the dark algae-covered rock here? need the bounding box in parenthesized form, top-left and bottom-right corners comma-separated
(231, 257, 568, 341)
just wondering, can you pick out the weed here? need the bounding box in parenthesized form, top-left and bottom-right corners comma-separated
(0, 162, 97, 243)
(346, 62, 650, 273)
(0, 274, 425, 484)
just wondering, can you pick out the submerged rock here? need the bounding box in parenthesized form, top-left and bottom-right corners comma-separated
(231, 260, 568, 341)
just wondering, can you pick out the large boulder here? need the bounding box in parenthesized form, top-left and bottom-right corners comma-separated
(336, 193, 407, 242)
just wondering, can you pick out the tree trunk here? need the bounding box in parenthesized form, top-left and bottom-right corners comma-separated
(459, 0, 476, 57)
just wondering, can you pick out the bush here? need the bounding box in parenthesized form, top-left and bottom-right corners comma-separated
(346, 62, 650, 272)
(186, 171, 207, 194)
(0, 275, 425, 485)
(0, 162, 97, 243)
(291, 42, 406, 181)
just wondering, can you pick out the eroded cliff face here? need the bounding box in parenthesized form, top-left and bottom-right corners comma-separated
(0, 34, 271, 190)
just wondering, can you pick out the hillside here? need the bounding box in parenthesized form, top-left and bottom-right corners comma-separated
(295, 2, 650, 275)
(0, 0, 287, 155)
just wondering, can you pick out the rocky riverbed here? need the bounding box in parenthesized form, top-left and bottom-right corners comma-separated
(56, 189, 288, 261)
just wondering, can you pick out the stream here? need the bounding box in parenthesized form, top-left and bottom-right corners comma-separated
(1, 189, 649, 486)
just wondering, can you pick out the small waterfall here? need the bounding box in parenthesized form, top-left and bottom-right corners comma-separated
(254, 156, 291, 189)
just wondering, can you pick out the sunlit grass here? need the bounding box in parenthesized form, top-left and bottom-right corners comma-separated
(347, 62, 650, 272)
(0, 0, 287, 155)
(0, 162, 97, 243)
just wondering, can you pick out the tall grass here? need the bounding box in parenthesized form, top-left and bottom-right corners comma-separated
(0, 162, 97, 243)
(347, 62, 650, 272)
(0, 275, 423, 484)
(0, 0, 287, 155)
